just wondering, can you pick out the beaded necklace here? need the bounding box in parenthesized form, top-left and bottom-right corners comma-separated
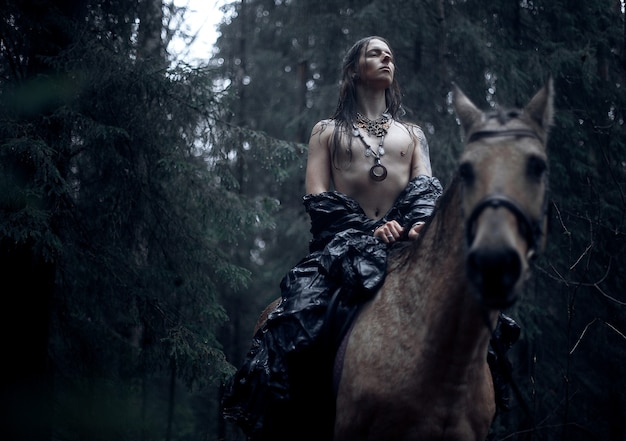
(355, 112, 391, 137)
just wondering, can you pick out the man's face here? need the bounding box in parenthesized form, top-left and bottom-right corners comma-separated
(358, 39, 395, 87)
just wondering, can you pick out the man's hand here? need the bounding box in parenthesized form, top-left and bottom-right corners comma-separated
(407, 221, 425, 240)
(374, 220, 404, 243)
(375, 220, 426, 243)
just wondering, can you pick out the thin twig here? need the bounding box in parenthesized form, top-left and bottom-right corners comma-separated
(570, 319, 626, 355)
(551, 201, 569, 235)
(568, 242, 593, 271)
(605, 321, 626, 341)
(593, 283, 626, 306)
(570, 318, 598, 355)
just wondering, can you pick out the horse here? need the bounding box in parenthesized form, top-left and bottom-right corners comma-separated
(333, 80, 553, 441)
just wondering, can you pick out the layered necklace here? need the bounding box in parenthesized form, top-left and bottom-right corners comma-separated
(352, 111, 391, 181)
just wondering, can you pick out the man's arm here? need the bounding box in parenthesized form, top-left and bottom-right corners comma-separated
(410, 125, 433, 179)
(305, 120, 333, 195)
(406, 126, 434, 239)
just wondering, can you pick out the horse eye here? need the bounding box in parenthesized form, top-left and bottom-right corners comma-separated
(526, 155, 547, 180)
(459, 162, 474, 184)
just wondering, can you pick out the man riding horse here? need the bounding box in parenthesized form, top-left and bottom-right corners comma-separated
(222, 36, 521, 440)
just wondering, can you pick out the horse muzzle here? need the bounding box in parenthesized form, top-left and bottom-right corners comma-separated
(466, 244, 521, 309)
(465, 194, 534, 309)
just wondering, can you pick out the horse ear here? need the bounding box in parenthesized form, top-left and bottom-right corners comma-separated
(524, 77, 554, 131)
(452, 83, 483, 135)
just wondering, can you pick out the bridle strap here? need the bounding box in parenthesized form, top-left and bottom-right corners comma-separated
(469, 192, 547, 421)
(468, 129, 542, 143)
(466, 126, 545, 422)
(480, 307, 534, 421)
(464, 128, 548, 254)
(465, 194, 543, 254)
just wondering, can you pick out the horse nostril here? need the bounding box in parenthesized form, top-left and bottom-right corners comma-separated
(467, 247, 522, 307)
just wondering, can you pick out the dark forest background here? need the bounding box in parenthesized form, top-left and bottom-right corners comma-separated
(1, 0, 624, 440)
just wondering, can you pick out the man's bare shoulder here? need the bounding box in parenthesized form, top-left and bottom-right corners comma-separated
(309, 119, 337, 149)
(401, 121, 432, 176)
(401, 121, 425, 136)
(311, 118, 336, 135)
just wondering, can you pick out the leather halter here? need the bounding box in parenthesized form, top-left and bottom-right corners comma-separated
(464, 128, 547, 255)
(467, 128, 543, 144)
(466, 127, 545, 420)
(465, 194, 544, 256)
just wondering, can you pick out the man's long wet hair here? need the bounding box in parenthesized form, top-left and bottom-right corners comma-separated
(327, 36, 408, 171)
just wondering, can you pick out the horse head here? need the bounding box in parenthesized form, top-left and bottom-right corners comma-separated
(453, 80, 554, 309)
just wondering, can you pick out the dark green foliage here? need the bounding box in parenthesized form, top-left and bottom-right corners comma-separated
(0, 0, 278, 440)
(1, 0, 624, 440)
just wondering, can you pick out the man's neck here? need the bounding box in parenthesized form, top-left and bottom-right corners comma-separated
(356, 87, 388, 119)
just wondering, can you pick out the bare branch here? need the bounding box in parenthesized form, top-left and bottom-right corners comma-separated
(593, 283, 626, 306)
(570, 318, 599, 355)
(568, 242, 594, 271)
(605, 321, 626, 341)
(570, 319, 626, 355)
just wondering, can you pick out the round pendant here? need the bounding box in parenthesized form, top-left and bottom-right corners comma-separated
(369, 163, 387, 181)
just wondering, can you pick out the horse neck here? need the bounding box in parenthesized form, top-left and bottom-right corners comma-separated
(399, 179, 498, 369)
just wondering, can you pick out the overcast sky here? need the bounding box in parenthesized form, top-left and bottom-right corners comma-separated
(170, 0, 226, 64)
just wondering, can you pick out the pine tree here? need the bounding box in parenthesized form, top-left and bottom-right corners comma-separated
(0, 1, 270, 439)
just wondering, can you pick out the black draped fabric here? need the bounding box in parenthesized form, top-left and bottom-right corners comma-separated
(221, 175, 519, 440)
